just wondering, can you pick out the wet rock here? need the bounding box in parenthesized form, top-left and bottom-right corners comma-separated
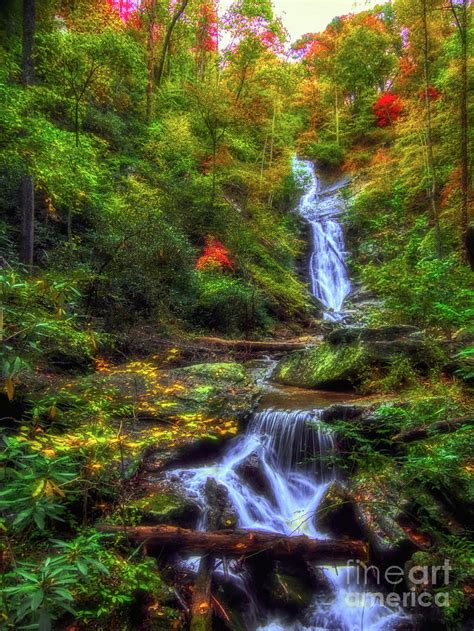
(273, 341, 367, 390)
(254, 558, 331, 617)
(326, 325, 420, 346)
(204, 478, 238, 530)
(235, 452, 274, 500)
(316, 480, 361, 538)
(273, 326, 444, 390)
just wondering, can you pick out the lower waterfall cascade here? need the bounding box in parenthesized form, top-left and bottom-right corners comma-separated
(170, 407, 410, 630)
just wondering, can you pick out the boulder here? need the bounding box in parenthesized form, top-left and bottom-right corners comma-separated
(253, 558, 331, 617)
(235, 452, 274, 500)
(68, 360, 259, 475)
(273, 341, 367, 390)
(273, 326, 443, 390)
(315, 480, 361, 538)
(204, 478, 238, 530)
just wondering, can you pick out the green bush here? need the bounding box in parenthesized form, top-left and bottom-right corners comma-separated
(305, 141, 345, 169)
(194, 270, 271, 334)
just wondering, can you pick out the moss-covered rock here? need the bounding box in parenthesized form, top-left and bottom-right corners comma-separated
(122, 490, 200, 527)
(273, 326, 444, 390)
(273, 341, 368, 389)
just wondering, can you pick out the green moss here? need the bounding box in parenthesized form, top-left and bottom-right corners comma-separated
(179, 362, 247, 382)
(122, 491, 197, 525)
(273, 342, 368, 389)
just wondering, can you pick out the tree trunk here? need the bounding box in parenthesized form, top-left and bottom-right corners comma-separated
(190, 554, 214, 631)
(421, 0, 441, 256)
(20, 0, 36, 269)
(145, 0, 156, 124)
(97, 525, 369, 564)
(20, 175, 34, 268)
(155, 0, 189, 89)
(192, 336, 311, 352)
(22, 0, 35, 86)
(450, 0, 470, 246)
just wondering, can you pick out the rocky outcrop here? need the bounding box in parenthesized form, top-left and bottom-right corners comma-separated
(273, 326, 443, 390)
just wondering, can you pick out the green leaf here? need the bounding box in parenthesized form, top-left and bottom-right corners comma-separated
(30, 588, 44, 611)
(76, 559, 88, 575)
(33, 511, 45, 530)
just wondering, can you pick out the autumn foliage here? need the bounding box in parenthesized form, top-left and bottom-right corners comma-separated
(373, 93, 403, 127)
(107, 0, 139, 22)
(420, 85, 441, 101)
(196, 236, 233, 271)
(196, 1, 219, 53)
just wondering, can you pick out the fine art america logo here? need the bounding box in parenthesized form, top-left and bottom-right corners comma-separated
(344, 559, 451, 608)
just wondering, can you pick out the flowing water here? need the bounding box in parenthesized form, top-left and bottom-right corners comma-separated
(171, 407, 408, 630)
(293, 157, 351, 321)
(169, 160, 409, 629)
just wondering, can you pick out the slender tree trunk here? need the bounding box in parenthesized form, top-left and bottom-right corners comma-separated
(450, 0, 470, 245)
(74, 99, 80, 147)
(20, 0, 36, 269)
(211, 135, 217, 203)
(20, 176, 34, 268)
(22, 0, 35, 86)
(421, 0, 441, 256)
(155, 0, 189, 89)
(145, 0, 156, 124)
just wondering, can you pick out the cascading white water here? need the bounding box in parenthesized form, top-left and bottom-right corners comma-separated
(293, 157, 351, 321)
(171, 409, 408, 630)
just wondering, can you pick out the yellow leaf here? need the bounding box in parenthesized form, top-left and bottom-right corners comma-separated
(50, 406, 57, 419)
(32, 479, 45, 497)
(5, 377, 14, 401)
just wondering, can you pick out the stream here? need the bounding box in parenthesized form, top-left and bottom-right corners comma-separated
(168, 160, 411, 629)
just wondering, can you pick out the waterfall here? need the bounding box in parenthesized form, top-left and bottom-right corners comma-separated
(293, 157, 351, 321)
(171, 409, 408, 630)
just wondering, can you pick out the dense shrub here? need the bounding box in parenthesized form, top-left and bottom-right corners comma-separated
(194, 270, 271, 334)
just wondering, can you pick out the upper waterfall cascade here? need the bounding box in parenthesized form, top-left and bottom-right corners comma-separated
(293, 158, 351, 321)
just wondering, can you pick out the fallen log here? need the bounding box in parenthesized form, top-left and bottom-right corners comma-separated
(392, 416, 473, 443)
(193, 336, 313, 352)
(98, 525, 368, 564)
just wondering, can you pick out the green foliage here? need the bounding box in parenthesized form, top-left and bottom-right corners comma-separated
(305, 141, 345, 168)
(0, 435, 78, 533)
(2, 555, 78, 630)
(194, 270, 271, 333)
(1, 530, 165, 630)
(0, 269, 97, 385)
(348, 186, 473, 331)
